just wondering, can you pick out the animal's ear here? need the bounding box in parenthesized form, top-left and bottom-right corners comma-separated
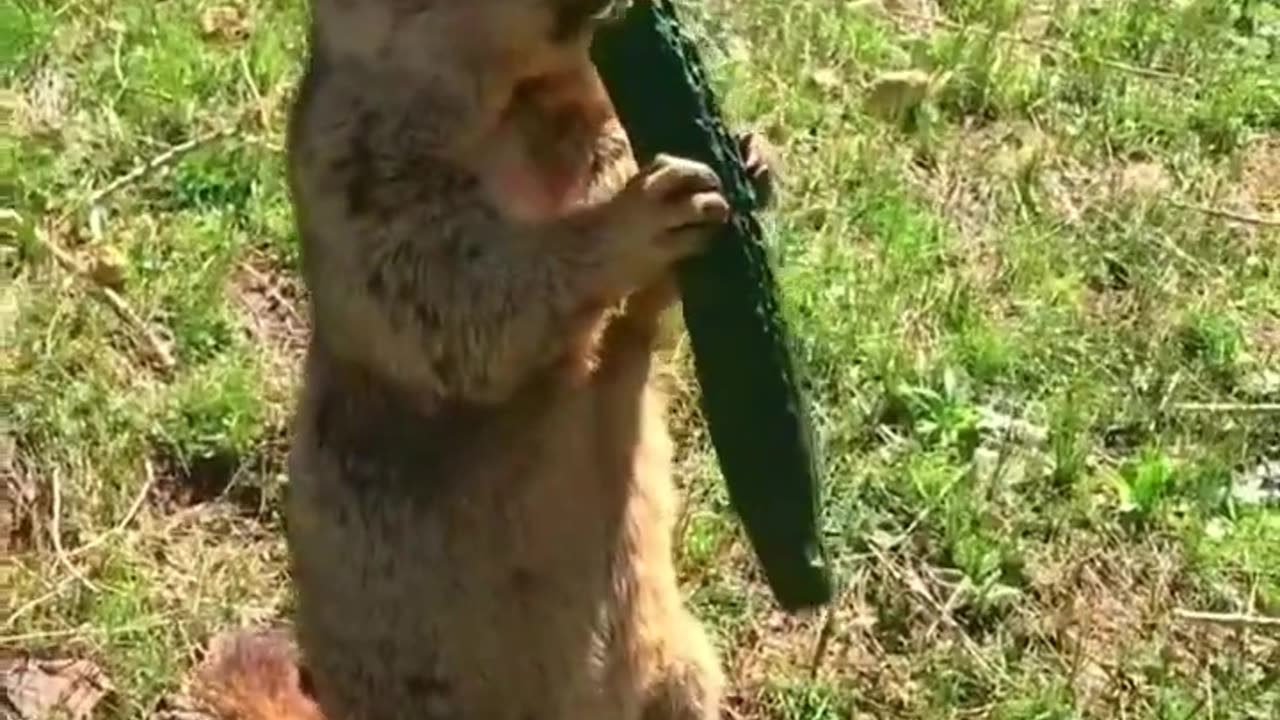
(550, 0, 627, 42)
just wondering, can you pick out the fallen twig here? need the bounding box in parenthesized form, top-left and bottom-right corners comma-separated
(237, 260, 305, 330)
(66, 458, 156, 560)
(0, 616, 175, 646)
(807, 605, 836, 680)
(36, 224, 177, 373)
(49, 468, 101, 594)
(32, 125, 256, 375)
(1171, 402, 1280, 414)
(3, 577, 76, 629)
(1170, 201, 1280, 229)
(922, 580, 968, 644)
(64, 126, 236, 220)
(1174, 608, 1280, 630)
(887, 9, 1194, 85)
(869, 543, 1006, 681)
(0, 628, 90, 645)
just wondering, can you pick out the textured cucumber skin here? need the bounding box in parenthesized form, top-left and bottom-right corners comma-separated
(592, 0, 831, 611)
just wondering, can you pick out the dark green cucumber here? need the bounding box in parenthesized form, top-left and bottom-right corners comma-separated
(591, 0, 831, 611)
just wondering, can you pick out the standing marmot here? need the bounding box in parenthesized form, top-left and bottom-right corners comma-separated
(196, 2, 776, 718)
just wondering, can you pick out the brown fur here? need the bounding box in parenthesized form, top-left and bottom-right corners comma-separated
(203, 1, 776, 719)
(188, 630, 325, 720)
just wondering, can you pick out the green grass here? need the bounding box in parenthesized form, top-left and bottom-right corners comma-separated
(4, 0, 1279, 717)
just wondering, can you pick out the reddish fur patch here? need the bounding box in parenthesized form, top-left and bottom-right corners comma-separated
(483, 65, 616, 221)
(192, 630, 326, 720)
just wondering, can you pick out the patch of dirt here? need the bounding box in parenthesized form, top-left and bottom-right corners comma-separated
(231, 254, 309, 375)
(718, 544, 1005, 717)
(878, 0, 941, 34)
(1016, 533, 1278, 717)
(1117, 160, 1173, 199)
(1, 433, 39, 557)
(726, 598, 828, 686)
(1252, 315, 1280, 360)
(906, 124, 1005, 242)
(150, 450, 251, 511)
(1041, 141, 1279, 249)
(148, 427, 289, 517)
(1043, 153, 1177, 223)
(15, 64, 73, 139)
(1239, 134, 1280, 213)
(1039, 152, 1105, 225)
(903, 123, 1032, 315)
(710, 523, 1279, 718)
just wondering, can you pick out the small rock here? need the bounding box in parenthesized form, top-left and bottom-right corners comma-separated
(1240, 368, 1280, 397)
(849, 0, 889, 18)
(199, 5, 252, 42)
(1231, 459, 1280, 506)
(863, 69, 941, 122)
(88, 246, 128, 290)
(809, 67, 843, 93)
(1119, 161, 1172, 199)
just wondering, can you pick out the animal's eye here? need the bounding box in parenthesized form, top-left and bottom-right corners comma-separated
(550, 0, 618, 43)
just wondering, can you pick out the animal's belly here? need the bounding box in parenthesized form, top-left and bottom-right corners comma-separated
(284, 395, 648, 717)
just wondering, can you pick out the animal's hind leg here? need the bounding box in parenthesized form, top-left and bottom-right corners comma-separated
(640, 612, 723, 720)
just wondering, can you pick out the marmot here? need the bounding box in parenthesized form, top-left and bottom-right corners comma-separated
(198, 1, 776, 718)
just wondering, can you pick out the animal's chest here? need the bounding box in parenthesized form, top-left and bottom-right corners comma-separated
(482, 142, 598, 223)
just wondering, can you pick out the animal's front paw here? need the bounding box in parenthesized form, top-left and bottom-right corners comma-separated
(616, 152, 730, 262)
(589, 153, 729, 295)
(735, 131, 780, 210)
(635, 153, 731, 231)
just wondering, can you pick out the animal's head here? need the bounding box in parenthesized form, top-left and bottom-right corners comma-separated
(311, 0, 631, 81)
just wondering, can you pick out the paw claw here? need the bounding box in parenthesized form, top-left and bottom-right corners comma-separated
(734, 131, 779, 209)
